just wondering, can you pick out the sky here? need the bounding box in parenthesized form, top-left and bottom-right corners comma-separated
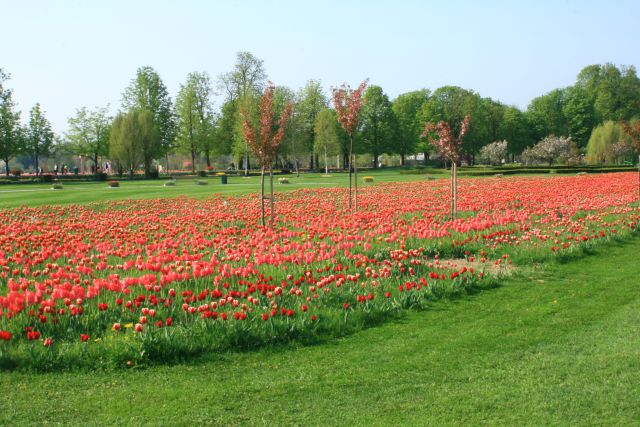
(2, 0, 640, 134)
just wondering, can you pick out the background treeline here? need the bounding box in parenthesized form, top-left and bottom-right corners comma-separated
(1, 53, 639, 177)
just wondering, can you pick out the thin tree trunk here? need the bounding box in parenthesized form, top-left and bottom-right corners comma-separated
(270, 167, 275, 228)
(324, 146, 328, 175)
(260, 165, 266, 226)
(310, 154, 314, 171)
(348, 134, 353, 210)
(245, 143, 249, 177)
(205, 151, 211, 168)
(451, 162, 457, 220)
(191, 149, 196, 174)
(354, 153, 358, 212)
(315, 154, 319, 171)
(400, 153, 405, 166)
(4, 158, 10, 176)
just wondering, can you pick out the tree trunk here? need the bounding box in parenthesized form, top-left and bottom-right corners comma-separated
(35, 153, 39, 176)
(372, 152, 378, 169)
(191, 149, 196, 174)
(315, 154, 319, 171)
(451, 162, 457, 220)
(354, 153, 359, 212)
(343, 153, 349, 170)
(4, 157, 9, 176)
(348, 134, 353, 211)
(269, 167, 275, 228)
(310, 154, 314, 171)
(205, 151, 211, 168)
(94, 154, 99, 176)
(400, 153, 405, 166)
(260, 165, 266, 226)
(324, 146, 328, 175)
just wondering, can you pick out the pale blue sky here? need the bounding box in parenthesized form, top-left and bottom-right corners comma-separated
(2, 0, 639, 133)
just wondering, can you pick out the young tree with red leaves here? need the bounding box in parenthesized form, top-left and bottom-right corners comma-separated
(241, 82, 292, 227)
(620, 120, 640, 201)
(422, 116, 470, 220)
(331, 79, 368, 211)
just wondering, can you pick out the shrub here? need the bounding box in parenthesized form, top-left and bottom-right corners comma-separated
(97, 172, 108, 181)
(107, 180, 120, 188)
(42, 174, 54, 183)
(198, 171, 207, 177)
(51, 183, 63, 190)
(362, 176, 374, 183)
(278, 177, 290, 184)
(10, 169, 22, 177)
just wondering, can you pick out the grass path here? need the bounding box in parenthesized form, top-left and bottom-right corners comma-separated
(2, 238, 639, 425)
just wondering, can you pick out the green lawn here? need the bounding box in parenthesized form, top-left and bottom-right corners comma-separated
(2, 235, 638, 425)
(0, 170, 437, 209)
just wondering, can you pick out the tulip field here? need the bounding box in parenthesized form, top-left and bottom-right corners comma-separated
(1, 172, 639, 370)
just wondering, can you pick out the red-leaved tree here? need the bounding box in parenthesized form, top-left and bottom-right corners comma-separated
(620, 120, 640, 201)
(331, 79, 368, 211)
(241, 82, 292, 227)
(422, 116, 470, 220)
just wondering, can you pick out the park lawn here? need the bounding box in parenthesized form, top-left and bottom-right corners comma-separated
(0, 169, 437, 209)
(1, 235, 638, 425)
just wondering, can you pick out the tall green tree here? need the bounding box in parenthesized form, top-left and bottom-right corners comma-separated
(110, 110, 158, 177)
(176, 72, 216, 172)
(0, 69, 23, 175)
(392, 89, 429, 165)
(65, 106, 111, 173)
(499, 106, 533, 157)
(26, 103, 54, 174)
(218, 52, 268, 173)
(482, 98, 506, 142)
(562, 85, 596, 148)
(218, 51, 267, 101)
(360, 85, 397, 168)
(525, 89, 567, 141)
(314, 108, 341, 174)
(419, 86, 489, 164)
(122, 66, 176, 160)
(296, 80, 327, 169)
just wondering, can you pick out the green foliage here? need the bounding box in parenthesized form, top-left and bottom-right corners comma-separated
(562, 85, 596, 148)
(585, 121, 634, 164)
(26, 103, 54, 172)
(65, 106, 111, 170)
(176, 72, 216, 171)
(109, 110, 158, 177)
(359, 85, 398, 167)
(391, 89, 429, 164)
(525, 89, 567, 142)
(313, 108, 341, 172)
(122, 66, 176, 158)
(0, 69, 23, 175)
(499, 106, 533, 155)
(295, 80, 328, 167)
(418, 86, 490, 161)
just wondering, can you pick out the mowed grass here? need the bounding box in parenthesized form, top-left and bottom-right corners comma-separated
(1, 235, 638, 425)
(0, 169, 438, 209)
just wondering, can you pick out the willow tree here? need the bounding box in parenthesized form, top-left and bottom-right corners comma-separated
(241, 82, 292, 227)
(422, 116, 470, 220)
(331, 79, 368, 211)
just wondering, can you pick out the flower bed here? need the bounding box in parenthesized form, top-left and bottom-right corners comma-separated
(0, 173, 638, 369)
